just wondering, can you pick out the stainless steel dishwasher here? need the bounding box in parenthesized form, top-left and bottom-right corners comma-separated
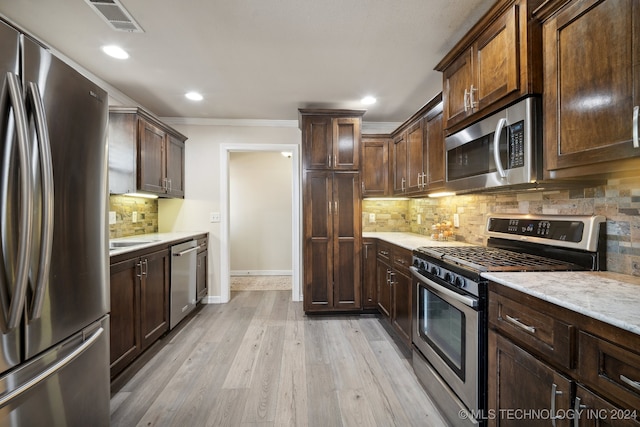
(170, 240, 198, 329)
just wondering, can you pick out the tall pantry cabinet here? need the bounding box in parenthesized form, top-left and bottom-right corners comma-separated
(299, 109, 365, 313)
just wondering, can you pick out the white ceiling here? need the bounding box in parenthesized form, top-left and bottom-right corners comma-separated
(0, 0, 495, 123)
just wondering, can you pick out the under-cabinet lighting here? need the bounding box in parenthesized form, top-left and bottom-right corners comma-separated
(101, 45, 129, 59)
(363, 197, 410, 201)
(427, 191, 456, 198)
(124, 192, 158, 199)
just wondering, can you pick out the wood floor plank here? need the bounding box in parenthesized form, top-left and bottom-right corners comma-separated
(111, 290, 450, 427)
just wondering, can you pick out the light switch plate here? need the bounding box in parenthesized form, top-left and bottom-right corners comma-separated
(369, 213, 376, 223)
(453, 213, 460, 228)
(132, 211, 138, 223)
(210, 212, 221, 223)
(109, 211, 116, 225)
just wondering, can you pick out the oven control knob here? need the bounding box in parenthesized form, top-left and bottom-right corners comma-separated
(413, 258, 420, 268)
(420, 261, 426, 270)
(430, 265, 439, 276)
(455, 276, 466, 288)
(444, 272, 453, 283)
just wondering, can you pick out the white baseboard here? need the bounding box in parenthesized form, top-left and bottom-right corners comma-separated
(230, 270, 292, 276)
(201, 295, 223, 304)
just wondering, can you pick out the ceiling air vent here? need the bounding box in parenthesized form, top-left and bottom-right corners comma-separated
(84, 0, 144, 33)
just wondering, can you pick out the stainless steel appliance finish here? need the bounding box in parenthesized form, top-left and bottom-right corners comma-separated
(445, 96, 541, 193)
(0, 19, 109, 425)
(410, 214, 606, 427)
(170, 240, 198, 329)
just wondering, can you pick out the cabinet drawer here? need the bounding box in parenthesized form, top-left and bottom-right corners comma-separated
(489, 292, 574, 369)
(377, 243, 391, 262)
(578, 331, 640, 412)
(392, 248, 411, 274)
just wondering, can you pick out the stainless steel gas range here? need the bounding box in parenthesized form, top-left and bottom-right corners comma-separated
(410, 214, 607, 426)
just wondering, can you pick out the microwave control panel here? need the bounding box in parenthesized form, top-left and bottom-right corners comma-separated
(508, 120, 525, 169)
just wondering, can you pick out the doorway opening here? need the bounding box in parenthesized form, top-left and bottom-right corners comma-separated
(220, 143, 301, 303)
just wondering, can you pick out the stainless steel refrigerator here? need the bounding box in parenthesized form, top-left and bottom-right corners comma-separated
(0, 19, 110, 426)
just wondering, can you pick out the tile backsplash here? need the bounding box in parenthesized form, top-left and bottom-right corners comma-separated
(109, 195, 158, 238)
(363, 177, 640, 277)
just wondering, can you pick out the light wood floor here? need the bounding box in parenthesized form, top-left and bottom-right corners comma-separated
(110, 290, 449, 427)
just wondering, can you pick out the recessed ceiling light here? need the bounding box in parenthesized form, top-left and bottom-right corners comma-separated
(361, 96, 377, 105)
(185, 91, 204, 101)
(101, 45, 129, 59)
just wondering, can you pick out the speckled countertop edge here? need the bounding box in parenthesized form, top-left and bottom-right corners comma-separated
(482, 271, 640, 336)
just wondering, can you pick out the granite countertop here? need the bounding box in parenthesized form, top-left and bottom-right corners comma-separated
(363, 231, 474, 251)
(109, 231, 207, 256)
(483, 271, 640, 336)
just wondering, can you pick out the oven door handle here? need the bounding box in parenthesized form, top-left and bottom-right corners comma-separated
(410, 267, 478, 309)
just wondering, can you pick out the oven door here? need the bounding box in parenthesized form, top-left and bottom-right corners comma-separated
(410, 266, 481, 413)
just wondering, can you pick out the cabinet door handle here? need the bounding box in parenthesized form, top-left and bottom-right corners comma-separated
(142, 259, 148, 276)
(328, 155, 332, 168)
(550, 383, 563, 427)
(136, 261, 143, 278)
(464, 88, 470, 112)
(620, 374, 640, 392)
(361, 181, 365, 193)
(573, 396, 587, 427)
(328, 201, 332, 215)
(633, 105, 639, 148)
(505, 315, 536, 334)
(470, 84, 478, 109)
(401, 177, 406, 192)
(334, 201, 338, 215)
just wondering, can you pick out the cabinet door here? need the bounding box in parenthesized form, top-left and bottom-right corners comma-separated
(575, 384, 640, 427)
(139, 249, 170, 351)
(138, 118, 166, 194)
(392, 133, 407, 194)
(302, 116, 332, 170)
(303, 171, 333, 311)
(443, 49, 473, 129)
(109, 258, 141, 378)
(196, 250, 208, 300)
(332, 172, 361, 309)
(333, 117, 360, 170)
(166, 134, 185, 198)
(488, 330, 572, 427)
(362, 240, 377, 309)
(543, 0, 640, 176)
(361, 136, 389, 197)
(406, 119, 425, 194)
(474, 4, 519, 111)
(376, 259, 392, 318)
(425, 107, 445, 190)
(392, 271, 412, 347)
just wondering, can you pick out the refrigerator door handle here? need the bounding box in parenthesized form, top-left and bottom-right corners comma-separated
(1, 72, 34, 331)
(0, 326, 104, 408)
(25, 81, 54, 320)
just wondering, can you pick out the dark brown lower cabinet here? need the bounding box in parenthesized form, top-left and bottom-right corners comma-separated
(362, 239, 377, 309)
(488, 329, 572, 427)
(110, 248, 169, 379)
(303, 171, 361, 312)
(391, 269, 412, 346)
(196, 236, 208, 301)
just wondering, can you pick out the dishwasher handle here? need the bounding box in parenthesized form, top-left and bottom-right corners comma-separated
(173, 245, 200, 257)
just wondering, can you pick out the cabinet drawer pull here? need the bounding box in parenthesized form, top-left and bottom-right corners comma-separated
(620, 374, 640, 392)
(505, 315, 536, 334)
(633, 106, 639, 148)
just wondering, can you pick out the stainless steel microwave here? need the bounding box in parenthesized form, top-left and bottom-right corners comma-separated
(445, 96, 541, 193)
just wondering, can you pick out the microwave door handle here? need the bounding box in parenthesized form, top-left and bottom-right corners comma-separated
(493, 118, 508, 178)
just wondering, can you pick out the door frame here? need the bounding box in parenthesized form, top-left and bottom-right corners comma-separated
(220, 143, 302, 303)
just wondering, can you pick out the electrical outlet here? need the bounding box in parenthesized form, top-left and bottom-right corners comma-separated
(132, 211, 138, 223)
(369, 213, 376, 223)
(453, 213, 460, 228)
(109, 211, 116, 225)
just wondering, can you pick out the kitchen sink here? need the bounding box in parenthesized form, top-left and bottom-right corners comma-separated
(109, 239, 160, 250)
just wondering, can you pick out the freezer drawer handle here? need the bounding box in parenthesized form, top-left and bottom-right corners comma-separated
(173, 246, 199, 256)
(1, 72, 33, 331)
(0, 326, 104, 409)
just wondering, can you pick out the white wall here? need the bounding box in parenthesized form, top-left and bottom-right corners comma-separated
(229, 151, 292, 274)
(158, 121, 301, 300)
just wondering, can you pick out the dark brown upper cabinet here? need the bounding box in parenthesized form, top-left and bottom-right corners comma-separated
(436, 0, 544, 133)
